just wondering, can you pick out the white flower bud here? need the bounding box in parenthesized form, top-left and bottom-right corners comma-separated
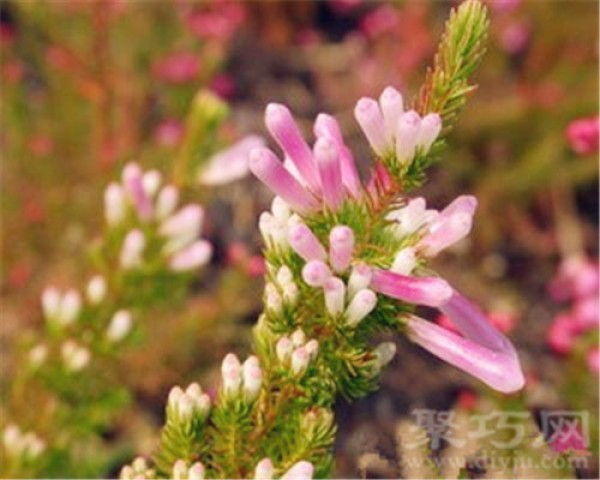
(282, 282, 298, 305)
(41, 287, 61, 320)
(281, 461, 314, 480)
(347, 264, 372, 298)
(291, 329, 306, 347)
(2, 424, 21, 456)
(390, 247, 417, 275)
(291, 346, 310, 375)
(28, 344, 48, 368)
(173, 459, 188, 480)
(22, 433, 45, 458)
(276, 336, 293, 363)
(58, 289, 81, 326)
(120, 229, 146, 269)
(242, 356, 263, 400)
(265, 283, 283, 314)
(86, 275, 107, 305)
(305, 339, 319, 360)
(271, 196, 291, 222)
(169, 240, 212, 271)
(323, 277, 345, 317)
(254, 458, 274, 480)
(132, 457, 149, 473)
(142, 170, 162, 197)
(276, 266, 294, 287)
(61, 340, 90, 372)
(156, 185, 179, 220)
(374, 342, 397, 370)
(345, 289, 377, 327)
(104, 182, 126, 226)
(106, 310, 133, 342)
(221, 353, 242, 395)
(188, 462, 205, 480)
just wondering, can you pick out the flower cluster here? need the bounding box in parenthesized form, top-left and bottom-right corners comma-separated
(547, 255, 599, 373)
(2, 424, 46, 461)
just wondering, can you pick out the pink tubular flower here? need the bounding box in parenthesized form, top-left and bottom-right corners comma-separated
(548, 255, 599, 301)
(329, 226, 354, 273)
(407, 291, 525, 393)
(153, 52, 200, 84)
(418, 195, 477, 256)
(169, 240, 212, 272)
(199, 135, 265, 186)
(314, 137, 344, 209)
(566, 116, 599, 155)
(302, 260, 332, 287)
(370, 269, 452, 308)
(288, 223, 327, 262)
(249, 148, 318, 214)
(122, 163, 153, 221)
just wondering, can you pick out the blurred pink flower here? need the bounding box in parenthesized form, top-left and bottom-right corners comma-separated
(572, 296, 599, 332)
(246, 256, 266, 278)
(2, 60, 25, 84)
(488, 311, 517, 333)
(546, 313, 578, 355)
(487, 0, 520, 14)
(0, 23, 16, 46)
(360, 5, 399, 38)
(456, 389, 478, 411)
(28, 135, 54, 156)
(186, 3, 246, 41)
(549, 424, 589, 454)
(210, 74, 235, 99)
(548, 255, 599, 302)
(587, 348, 599, 375)
(500, 22, 529, 54)
(566, 116, 599, 155)
(154, 119, 184, 148)
(153, 52, 200, 84)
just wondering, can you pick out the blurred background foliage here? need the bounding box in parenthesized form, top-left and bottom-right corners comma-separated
(1, 0, 598, 478)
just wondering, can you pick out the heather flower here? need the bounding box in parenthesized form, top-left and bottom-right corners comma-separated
(61, 340, 91, 372)
(120, 229, 146, 269)
(198, 135, 265, 186)
(167, 383, 211, 422)
(281, 461, 314, 480)
(122, 163, 153, 221)
(566, 115, 599, 155)
(254, 458, 274, 480)
(106, 310, 133, 342)
(221, 353, 242, 396)
(154, 119, 184, 148)
(169, 240, 212, 272)
(153, 52, 200, 84)
(86, 275, 107, 305)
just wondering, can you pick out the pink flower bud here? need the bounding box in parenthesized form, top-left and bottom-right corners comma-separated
(395, 110, 421, 162)
(122, 163, 153, 221)
(173, 460, 187, 480)
(305, 339, 319, 359)
(388, 197, 438, 238)
(153, 52, 200, 84)
(156, 185, 179, 220)
(416, 113, 442, 152)
(249, 148, 318, 214)
(160, 205, 204, 242)
(566, 115, 599, 155)
(329, 225, 354, 273)
(345, 289, 377, 326)
(142, 170, 162, 197)
(547, 314, 578, 355)
(104, 183, 126, 225)
(242, 356, 263, 400)
(221, 353, 242, 395)
(314, 137, 343, 209)
(254, 458, 274, 480)
(324, 277, 346, 316)
(371, 269, 452, 308)
(314, 113, 361, 198)
(106, 310, 133, 342)
(419, 195, 477, 256)
(281, 461, 314, 480)
(169, 240, 212, 271)
(276, 336, 293, 363)
(120, 229, 146, 269)
(347, 263, 372, 298)
(302, 260, 332, 287)
(265, 103, 321, 191)
(59, 289, 81, 326)
(379, 86, 404, 143)
(573, 296, 599, 332)
(288, 224, 326, 262)
(188, 462, 205, 480)
(291, 329, 306, 347)
(291, 347, 310, 375)
(354, 97, 388, 156)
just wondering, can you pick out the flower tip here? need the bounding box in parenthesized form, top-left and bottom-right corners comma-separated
(314, 136, 337, 160)
(401, 109, 421, 126)
(380, 85, 402, 102)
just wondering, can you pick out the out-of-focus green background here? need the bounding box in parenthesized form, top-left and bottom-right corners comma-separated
(1, 1, 598, 478)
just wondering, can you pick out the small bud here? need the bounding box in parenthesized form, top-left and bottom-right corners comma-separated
(160, 205, 204, 249)
(345, 289, 377, 327)
(61, 340, 91, 372)
(221, 353, 242, 395)
(243, 355, 263, 400)
(106, 310, 133, 342)
(329, 225, 354, 273)
(347, 264, 372, 298)
(86, 275, 107, 305)
(259, 212, 288, 249)
(379, 86, 404, 143)
(395, 110, 421, 163)
(276, 266, 294, 287)
(156, 185, 179, 220)
(305, 339, 319, 360)
(416, 113, 442, 152)
(254, 458, 274, 480)
(271, 196, 291, 222)
(281, 461, 314, 480)
(59, 289, 81, 326)
(291, 346, 310, 375)
(188, 462, 205, 480)
(288, 223, 327, 262)
(41, 287, 61, 320)
(374, 342, 397, 370)
(173, 460, 188, 480)
(122, 163, 153, 221)
(354, 97, 388, 156)
(104, 183, 126, 226)
(120, 229, 146, 269)
(282, 282, 299, 305)
(169, 240, 212, 271)
(28, 344, 48, 368)
(302, 260, 331, 287)
(390, 247, 417, 276)
(276, 336, 293, 363)
(324, 277, 345, 317)
(132, 457, 149, 474)
(265, 283, 283, 314)
(291, 329, 306, 347)
(142, 170, 162, 197)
